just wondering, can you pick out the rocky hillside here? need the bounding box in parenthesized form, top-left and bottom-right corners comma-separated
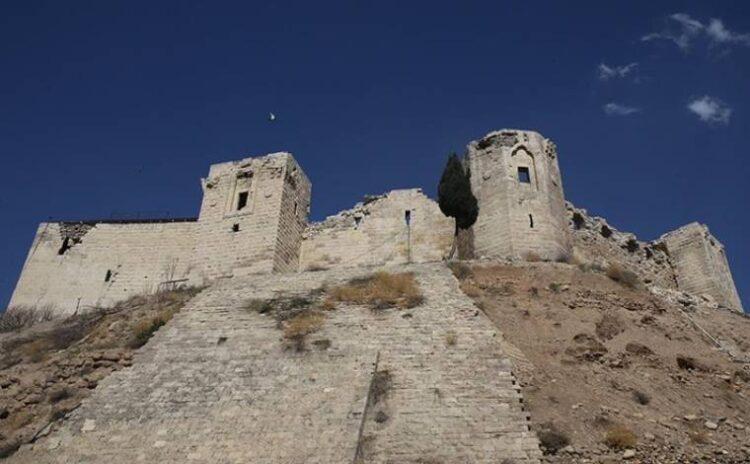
(451, 261, 750, 463)
(1, 260, 748, 463)
(0, 288, 200, 457)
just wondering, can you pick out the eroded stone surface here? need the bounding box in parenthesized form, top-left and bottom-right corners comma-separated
(8, 264, 540, 464)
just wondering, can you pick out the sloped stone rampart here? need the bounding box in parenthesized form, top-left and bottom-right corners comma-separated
(9, 264, 540, 464)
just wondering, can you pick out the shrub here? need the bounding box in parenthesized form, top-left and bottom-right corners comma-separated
(625, 239, 639, 253)
(572, 212, 585, 229)
(369, 370, 392, 406)
(48, 386, 73, 403)
(524, 252, 542, 262)
(130, 315, 168, 348)
(632, 390, 651, 405)
(625, 342, 654, 357)
(445, 331, 457, 347)
(21, 339, 48, 363)
(595, 313, 623, 341)
(676, 356, 710, 372)
(688, 429, 709, 444)
(447, 261, 473, 280)
(548, 283, 562, 293)
(600, 225, 613, 238)
(603, 425, 637, 449)
(328, 272, 424, 310)
(579, 262, 605, 273)
(0, 305, 56, 333)
(537, 423, 570, 454)
(305, 263, 328, 272)
(283, 311, 325, 351)
(606, 263, 639, 288)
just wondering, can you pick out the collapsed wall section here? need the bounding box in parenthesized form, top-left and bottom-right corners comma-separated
(660, 223, 744, 313)
(566, 203, 677, 288)
(8, 220, 197, 314)
(299, 189, 453, 270)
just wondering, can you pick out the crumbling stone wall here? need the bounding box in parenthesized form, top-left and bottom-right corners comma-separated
(566, 202, 678, 288)
(9, 221, 197, 314)
(466, 129, 571, 261)
(660, 223, 744, 313)
(193, 152, 311, 278)
(299, 189, 453, 271)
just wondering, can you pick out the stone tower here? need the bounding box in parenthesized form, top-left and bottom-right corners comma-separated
(466, 129, 571, 261)
(193, 152, 311, 279)
(660, 223, 744, 313)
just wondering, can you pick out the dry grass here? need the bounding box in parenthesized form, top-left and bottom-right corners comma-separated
(447, 261, 473, 280)
(20, 339, 48, 363)
(282, 311, 325, 351)
(127, 291, 196, 348)
(460, 282, 482, 298)
(328, 272, 424, 310)
(603, 425, 637, 449)
(320, 298, 337, 311)
(605, 263, 639, 289)
(445, 330, 457, 347)
(688, 429, 710, 444)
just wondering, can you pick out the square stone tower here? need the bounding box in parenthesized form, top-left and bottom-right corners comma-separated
(193, 152, 311, 279)
(466, 129, 571, 261)
(660, 223, 744, 313)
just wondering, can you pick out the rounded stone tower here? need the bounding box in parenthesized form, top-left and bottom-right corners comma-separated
(466, 129, 571, 261)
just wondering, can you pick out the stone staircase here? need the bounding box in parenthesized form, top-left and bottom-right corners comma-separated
(9, 263, 541, 463)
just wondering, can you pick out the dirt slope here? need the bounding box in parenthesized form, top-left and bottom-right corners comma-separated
(453, 261, 750, 463)
(0, 288, 200, 457)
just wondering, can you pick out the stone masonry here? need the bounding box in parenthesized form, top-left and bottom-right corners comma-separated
(660, 223, 744, 313)
(8, 264, 541, 463)
(466, 129, 572, 262)
(7, 128, 745, 314)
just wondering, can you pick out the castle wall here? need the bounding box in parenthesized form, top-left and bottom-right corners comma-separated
(193, 152, 310, 279)
(660, 223, 744, 312)
(466, 130, 571, 261)
(299, 189, 453, 271)
(273, 155, 312, 272)
(9, 220, 197, 314)
(566, 203, 678, 288)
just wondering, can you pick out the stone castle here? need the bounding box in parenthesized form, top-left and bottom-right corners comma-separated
(8, 129, 744, 314)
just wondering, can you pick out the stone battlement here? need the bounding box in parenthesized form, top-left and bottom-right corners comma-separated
(8, 129, 744, 314)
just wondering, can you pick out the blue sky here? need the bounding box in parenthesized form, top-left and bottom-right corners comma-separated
(1, 1, 748, 311)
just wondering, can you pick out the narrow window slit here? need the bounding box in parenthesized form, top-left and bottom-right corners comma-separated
(105, 270, 112, 282)
(232, 224, 240, 232)
(529, 214, 534, 228)
(404, 210, 411, 225)
(237, 191, 249, 211)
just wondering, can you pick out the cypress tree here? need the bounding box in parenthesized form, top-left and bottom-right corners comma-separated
(438, 153, 478, 259)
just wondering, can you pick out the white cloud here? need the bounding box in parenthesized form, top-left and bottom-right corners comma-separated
(642, 13, 703, 50)
(603, 103, 641, 116)
(597, 62, 638, 81)
(642, 13, 750, 51)
(687, 96, 732, 125)
(706, 18, 750, 45)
